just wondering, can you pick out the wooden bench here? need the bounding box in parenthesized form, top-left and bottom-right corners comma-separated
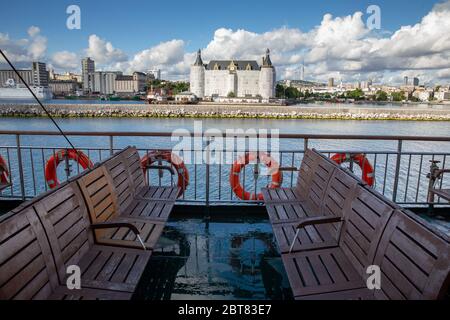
(270, 151, 450, 299)
(77, 165, 165, 250)
(103, 147, 179, 222)
(265, 149, 362, 253)
(0, 181, 151, 300)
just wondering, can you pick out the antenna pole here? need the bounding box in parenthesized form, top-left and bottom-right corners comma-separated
(0, 49, 78, 151)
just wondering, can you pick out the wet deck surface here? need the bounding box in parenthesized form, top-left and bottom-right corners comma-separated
(135, 214, 294, 300)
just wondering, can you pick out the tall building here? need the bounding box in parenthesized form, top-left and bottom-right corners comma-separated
(81, 58, 95, 92)
(147, 68, 161, 80)
(404, 76, 409, 86)
(87, 71, 121, 94)
(413, 77, 420, 86)
(32, 62, 48, 87)
(114, 72, 147, 94)
(328, 78, 334, 87)
(190, 49, 276, 99)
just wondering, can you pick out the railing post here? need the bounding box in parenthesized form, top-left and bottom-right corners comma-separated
(392, 139, 403, 202)
(15, 134, 26, 201)
(109, 136, 114, 156)
(205, 137, 211, 216)
(304, 138, 309, 151)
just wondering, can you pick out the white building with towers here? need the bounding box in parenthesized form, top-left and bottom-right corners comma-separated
(190, 49, 276, 100)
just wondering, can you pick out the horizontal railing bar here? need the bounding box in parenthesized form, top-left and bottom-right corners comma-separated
(1, 130, 450, 142)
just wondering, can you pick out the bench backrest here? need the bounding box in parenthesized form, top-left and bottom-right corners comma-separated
(296, 149, 337, 213)
(33, 182, 94, 285)
(103, 149, 135, 213)
(339, 184, 395, 276)
(320, 167, 361, 238)
(0, 207, 58, 300)
(77, 166, 119, 238)
(122, 147, 146, 193)
(373, 209, 450, 300)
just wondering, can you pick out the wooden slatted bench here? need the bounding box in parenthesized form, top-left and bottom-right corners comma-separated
(103, 147, 179, 222)
(0, 181, 151, 300)
(77, 166, 165, 250)
(268, 150, 450, 300)
(264, 149, 363, 253)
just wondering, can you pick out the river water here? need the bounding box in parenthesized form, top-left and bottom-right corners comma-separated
(0, 116, 449, 215)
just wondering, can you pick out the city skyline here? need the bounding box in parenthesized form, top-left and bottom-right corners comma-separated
(1, 0, 450, 85)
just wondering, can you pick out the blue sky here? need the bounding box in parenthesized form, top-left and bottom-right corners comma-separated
(0, 0, 437, 53)
(1, 0, 450, 84)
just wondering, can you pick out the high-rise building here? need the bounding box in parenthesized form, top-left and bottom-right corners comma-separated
(328, 78, 334, 87)
(87, 71, 122, 95)
(32, 62, 48, 87)
(404, 76, 409, 86)
(148, 68, 161, 80)
(413, 77, 419, 86)
(82, 58, 95, 92)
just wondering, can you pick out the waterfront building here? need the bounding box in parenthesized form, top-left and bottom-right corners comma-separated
(0, 69, 33, 86)
(48, 80, 78, 95)
(0, 62, 48, 87)
(175, 92, 198, 103)
(114, 72, 147, 95)
(54, 72, 82, 83)
(190, 49, 276, 100)
(328, 78, 334, 87)
(434, 90, 450, 101)
(32, 62, 49, 87)
(88, 71, 122, 95)
(82, 57, 95, 93)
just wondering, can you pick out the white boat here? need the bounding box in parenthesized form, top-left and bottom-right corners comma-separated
(0, 79, 53, 101)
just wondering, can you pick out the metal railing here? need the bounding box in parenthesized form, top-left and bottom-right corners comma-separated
(1, 130, 450, 207)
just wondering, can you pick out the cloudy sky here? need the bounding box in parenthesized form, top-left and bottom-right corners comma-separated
(1, 0, 450, 85)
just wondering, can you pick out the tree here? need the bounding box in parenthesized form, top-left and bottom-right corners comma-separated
(227, 91, 236, 98)
(375, 90, 388, 101)
(391, 91, 405, 102)
(346, 88, 364, 100)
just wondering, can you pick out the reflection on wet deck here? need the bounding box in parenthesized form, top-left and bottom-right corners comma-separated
(135, 216, 293, 300)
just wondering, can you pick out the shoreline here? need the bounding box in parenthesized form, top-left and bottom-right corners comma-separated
(1, 103, 450, 121)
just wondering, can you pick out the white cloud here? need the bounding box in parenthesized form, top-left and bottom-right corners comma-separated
(85, 34, 127, 65)
(0, 26, 47, 66)
(4, 1, 450, 84)
(51, 51, 79, 70)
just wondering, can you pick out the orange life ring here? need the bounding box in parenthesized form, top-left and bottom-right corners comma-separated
(230, 152, 282, 201)
(45, 149, 93, 189)
(0, 155, 10, 185)
(140, 150, 189, 198)
(331, 153, 375, 186)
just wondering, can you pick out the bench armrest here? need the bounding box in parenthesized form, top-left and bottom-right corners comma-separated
(145, 165, 175, 175)
(289, 216, 343, 253)
(296, 216, 343, 229)
(437, 169, 450, 178)
(91, 222, 140, 235)
(90, 222, 147, 250)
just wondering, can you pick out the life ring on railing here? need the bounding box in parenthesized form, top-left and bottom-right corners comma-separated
(140, 150, 189, 198)
(230, 152, 282, 201)
(331, 153, 375, 186)
(45, 149, 94, 189)
(0, 155, 10, 185)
